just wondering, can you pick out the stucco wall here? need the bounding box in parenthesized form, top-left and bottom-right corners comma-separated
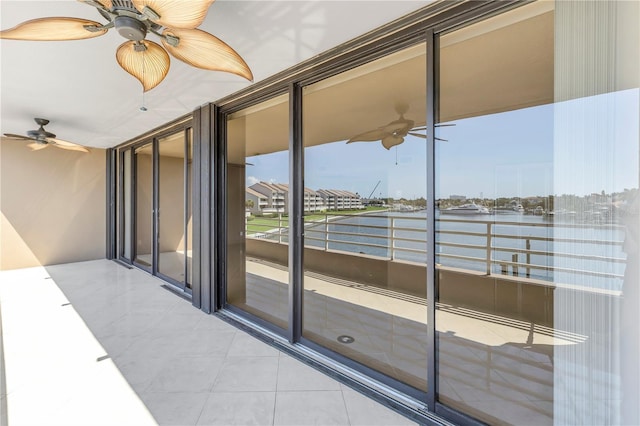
(0, 139, 106, 270)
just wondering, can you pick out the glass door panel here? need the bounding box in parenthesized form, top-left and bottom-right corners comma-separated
(302, 43, 428, 392)
(186, 131, 193, 288)
(134, 142, 153, 269)
(435, 1, 639, 424)
(158, 131, 188, 286)
(226, 94, 290, 329)
(121, 148, 132, 260)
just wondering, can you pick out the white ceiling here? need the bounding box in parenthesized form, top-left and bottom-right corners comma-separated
(0, 0, 433, 149)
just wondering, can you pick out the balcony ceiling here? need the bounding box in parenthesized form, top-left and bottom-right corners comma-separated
(0, 0, 433, 149)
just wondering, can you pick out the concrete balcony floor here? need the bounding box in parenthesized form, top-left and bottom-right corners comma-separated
(0, 259, 416, 426)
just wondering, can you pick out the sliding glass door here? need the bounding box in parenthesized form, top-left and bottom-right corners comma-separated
(301, 43, 429, 395)
(133, 142, 153, 270)
(124, 127, 193, 291)
(435, 1, 639, 424)
(225, 94, 290, 330)
(157, 130, 192, 288)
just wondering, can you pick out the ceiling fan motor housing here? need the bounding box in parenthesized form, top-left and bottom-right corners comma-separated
(27, 129, 55, 140)
(115, 16, 147, 41)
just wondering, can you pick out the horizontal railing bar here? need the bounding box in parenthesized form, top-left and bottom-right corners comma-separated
(437, 253, 485, 263)
(323, 230, 388, 240)
(392, 238, 428, 245)
(491, 233, 624, 246)
(491, 246, 627, 263)
(392, 226, 427, 234)
(305, 237, 425, 257)
(305, 236, 389, 252)
(437, 217, 625, 230)
(312, 222, 391, 231)
(436, 230, 488, 238)
(436, 242, 487, 251)
(436, 254, 624, 280)
(492, 260, 624, 279)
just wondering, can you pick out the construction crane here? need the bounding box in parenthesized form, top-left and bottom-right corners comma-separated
(368, 180, 382, 199)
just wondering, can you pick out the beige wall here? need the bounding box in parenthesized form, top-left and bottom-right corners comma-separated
(0, 139, 106, 270)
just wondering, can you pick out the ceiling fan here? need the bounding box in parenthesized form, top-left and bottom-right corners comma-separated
(347, 104, 453, 150)
(0, 0, 253, 92)
(3, 118, 90, 153)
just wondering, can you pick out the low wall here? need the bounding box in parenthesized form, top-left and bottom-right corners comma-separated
(246, 238, 620, 328)
(437, 268, 554, 325)
(246, 238, 426, 296)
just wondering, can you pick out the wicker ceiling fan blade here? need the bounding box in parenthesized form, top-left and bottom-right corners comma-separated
(0, 17, 108, 40)
(27, 142, 49, 151)
(116, 40, 170, 92)
(132, 0, 214, 29)
(3, 133, 32, 140)
(381, 135, 404, 150)
(77, 0, 113, 10)
(347, 129, 388, 143)
(407, 132, 427, 139)
(162, 28, 253, 81)
(48, 138, 90, 153)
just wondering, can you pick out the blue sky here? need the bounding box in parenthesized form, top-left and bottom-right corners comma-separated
(246, 88, 639, 199)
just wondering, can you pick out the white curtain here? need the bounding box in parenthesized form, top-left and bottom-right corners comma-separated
(553, 1, 640, 424)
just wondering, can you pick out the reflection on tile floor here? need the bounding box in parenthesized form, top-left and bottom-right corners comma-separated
(0, 260, 416, 426)
(243, 257, 594, 426)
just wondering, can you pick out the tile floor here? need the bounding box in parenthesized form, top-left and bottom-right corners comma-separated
(0, 259, 418, 426)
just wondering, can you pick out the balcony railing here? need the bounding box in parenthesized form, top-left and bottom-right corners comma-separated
(246, 213, 627, 288)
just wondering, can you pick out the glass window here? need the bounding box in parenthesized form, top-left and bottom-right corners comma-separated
(158, 130, 189, 285)
(226, 94, 290, 329)
(302, 43, 428, 392)
(186, 131, 193, 288)
(435, 1, 639, 424)
(122, 148, 132, 260)
(134, 142, 153, 268)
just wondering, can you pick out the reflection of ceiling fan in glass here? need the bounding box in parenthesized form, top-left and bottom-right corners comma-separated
(0, 0, 253, 92)
(347, 104, 453, 150)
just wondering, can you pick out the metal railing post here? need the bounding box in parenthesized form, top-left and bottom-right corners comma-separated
(486, 222, 493, 275)
(526, 239, 531, 278)
(390, 217, 396, 260)
(324, 214, 329, 251)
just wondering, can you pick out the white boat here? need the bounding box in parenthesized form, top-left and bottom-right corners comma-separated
(441, 203, 491, 215)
